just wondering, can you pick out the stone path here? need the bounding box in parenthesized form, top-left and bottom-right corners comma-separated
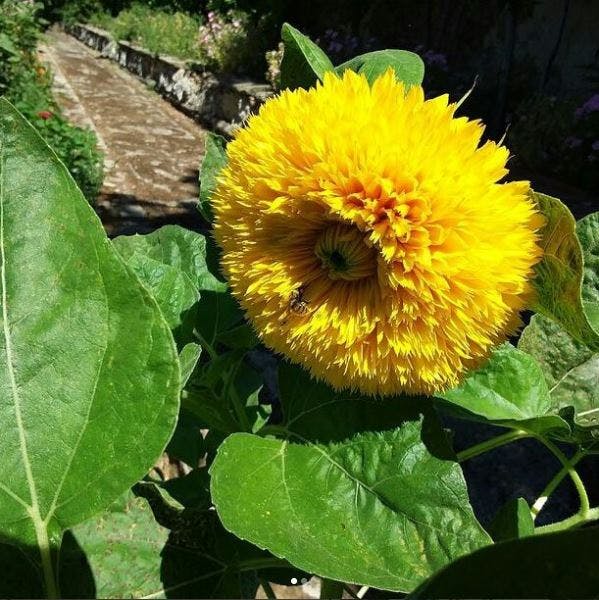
(40, 29, 207, 236)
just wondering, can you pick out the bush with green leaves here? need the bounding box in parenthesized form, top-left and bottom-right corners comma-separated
(2, 23, 599, 600)
(0, 0, 103, 203)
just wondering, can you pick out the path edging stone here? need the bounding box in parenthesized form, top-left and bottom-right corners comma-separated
(65, 23, 274, 137)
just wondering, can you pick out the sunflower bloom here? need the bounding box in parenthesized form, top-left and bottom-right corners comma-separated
(212, 69, 542, 395)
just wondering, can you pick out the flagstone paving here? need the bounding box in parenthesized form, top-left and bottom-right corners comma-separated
(40, 29, 207, 236)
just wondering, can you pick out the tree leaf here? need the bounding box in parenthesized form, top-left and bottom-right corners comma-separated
(530, 192, 599, 350)
(198, 132, 227, 223)
(412, 526, 599, 598)
(0, 95, 179, 579)
(280, 23, 335, 90)
(487, 497, 534, 542)
(437, 344, 570, 437)
(277, 361, 426, 442)
(211, 425, 491, 592)
(518, 314, 599, 443)
(336, 50, 425, 87)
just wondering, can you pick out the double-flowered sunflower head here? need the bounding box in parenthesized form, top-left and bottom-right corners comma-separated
(213, 69, 543, 395)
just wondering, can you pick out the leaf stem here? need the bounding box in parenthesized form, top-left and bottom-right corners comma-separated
(260, 579, 277, 600)
(531, 449, 586, 520)
(534, 437, 590, 517)
(456, 429, 529, 462)
(535, 506, 599, 535)
(34, 519, 59, 599)
(194, 329, 218, 360)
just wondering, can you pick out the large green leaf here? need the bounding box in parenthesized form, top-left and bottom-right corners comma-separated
(487, 498, 534, 542)
(336, 50, 425, 87)
(0, 99, 179, 588)
(211, 424, 491, 592)
(198, 133, 227, 223)
(276, 361, 424, 442)
(531, 192, 599, 350)
(113, 225, 225, 342)
(412, 526, 599, 598)
(577, 211, 599, 328)
(437, 344, 569, 437)
(518, 314, 599, 442)
(280, 23, 335, 90)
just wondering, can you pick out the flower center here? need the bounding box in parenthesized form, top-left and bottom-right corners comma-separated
(315, 224, 377, 281)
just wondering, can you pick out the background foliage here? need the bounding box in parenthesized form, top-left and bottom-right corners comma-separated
(0, 0, 103, 202)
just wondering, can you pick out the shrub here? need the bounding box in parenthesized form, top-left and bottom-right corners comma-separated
(0, 0, 103, 202)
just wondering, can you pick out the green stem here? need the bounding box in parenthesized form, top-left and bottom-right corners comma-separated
(535, 437, 590, 517)
(34, 519, 59, 599)
(536, 506, 599, 535)
(531, 449, 585, 521)
(456, 429, 529, 462)
(194, 329, 217, 360)
(260, 579, 277, 600)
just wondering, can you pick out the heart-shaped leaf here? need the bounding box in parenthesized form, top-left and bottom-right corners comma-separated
(280, 23, 335, 90)
(0, 100, 179, 592)
(519, 314, 599, 443)
(437, 344, 570, 437)
(211, 423, 491, 592)
(531, 192, 599, 350)
(412, 526, 599, 598)
(336, 50, 425, 87)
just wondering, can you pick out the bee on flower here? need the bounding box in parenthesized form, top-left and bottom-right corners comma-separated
(212, 69, 543, 396)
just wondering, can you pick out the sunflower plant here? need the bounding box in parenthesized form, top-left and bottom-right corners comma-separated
(1, 22, 599, 600)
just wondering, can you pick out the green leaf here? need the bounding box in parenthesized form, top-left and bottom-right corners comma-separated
(113, 225, 225, 345)
(577, 211, 599, 328)
(65, 493, 170, 599)
(0, 33, 18, 56)
(437, 344, 570, 437)
(185, 351, 265, 434)
(277, 361, 426, 442)
(198, 132, 227, 223)
(336, 50, 425, 87)
(0, 95, 179, 576)
(166, 408, 205, 467)
(69, 486, 295, 599)
(487, 498, 534, 542)
(531, 192, 599, 350)
(280, 23, 335, 90)
(211, 424, 491, 592)
(179, 342, 202, 389)
(412, 526, 599, 598)
(519, 314, 599, 443)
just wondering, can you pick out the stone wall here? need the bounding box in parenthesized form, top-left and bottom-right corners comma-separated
(66, 24, 273, 137)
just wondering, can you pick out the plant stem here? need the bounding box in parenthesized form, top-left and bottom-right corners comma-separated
(456, 429, 529, 462)
(260, 579, 277, 600)
(535, 437, 590, 517)
(535, 506, 599, 535)
(531, 449, 585, 520)
(34, 518, 59, 599)
(193, 329, 217, 360)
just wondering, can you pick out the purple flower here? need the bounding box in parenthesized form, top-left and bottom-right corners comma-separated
(575, 94, 599, 119)
(565, 136, 583, 148)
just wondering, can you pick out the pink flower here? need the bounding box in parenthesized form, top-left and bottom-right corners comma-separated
(37, 111, 53, 120)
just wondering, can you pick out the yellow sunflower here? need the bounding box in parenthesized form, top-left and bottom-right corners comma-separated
(212, 69, 542, 395)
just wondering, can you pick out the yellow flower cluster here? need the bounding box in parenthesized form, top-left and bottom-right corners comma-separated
(213, 69, 542, 395)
